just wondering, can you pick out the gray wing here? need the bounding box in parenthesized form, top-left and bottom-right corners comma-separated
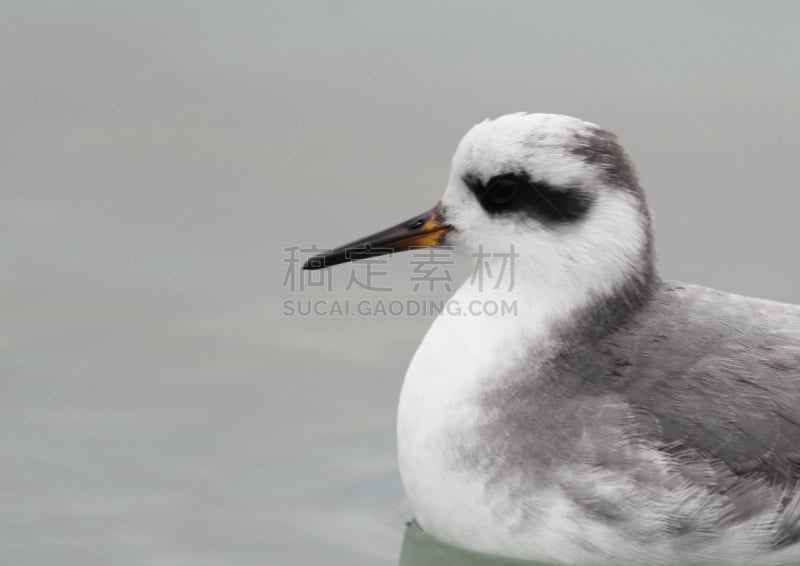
(599, 283, 800, 484)
(468, 282, 800, 550)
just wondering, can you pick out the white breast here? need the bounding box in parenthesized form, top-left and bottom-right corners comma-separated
(396, 279, 568, 559)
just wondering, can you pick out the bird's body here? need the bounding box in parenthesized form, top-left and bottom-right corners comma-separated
(399, 278, 800, 564)
(306, 112, 800, 564)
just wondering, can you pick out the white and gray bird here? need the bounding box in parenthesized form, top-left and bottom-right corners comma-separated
(304, 113, 800, 565)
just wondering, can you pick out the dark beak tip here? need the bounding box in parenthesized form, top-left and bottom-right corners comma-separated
(302, 257, 325, 270)
(300, 204, 446, 272)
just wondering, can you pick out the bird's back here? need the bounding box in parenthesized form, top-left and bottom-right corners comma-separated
(459, 282, 800, 562)
(583, 282, 800, 483)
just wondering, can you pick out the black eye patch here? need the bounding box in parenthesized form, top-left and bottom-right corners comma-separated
(483, 176, 521, 206)
(464, 172, 592, 223)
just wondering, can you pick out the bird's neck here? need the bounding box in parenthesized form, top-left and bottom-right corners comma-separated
(433, 228, 656, 382)
(466, 236, 654, 329)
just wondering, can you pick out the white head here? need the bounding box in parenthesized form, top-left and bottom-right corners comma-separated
(440, 113, 654, 308)
(306, 112, 654, 314)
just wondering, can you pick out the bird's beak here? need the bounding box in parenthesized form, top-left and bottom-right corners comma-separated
(303, 204, 452, 270)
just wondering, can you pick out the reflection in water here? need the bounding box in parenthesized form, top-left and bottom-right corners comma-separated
(399, 521, 551, 566)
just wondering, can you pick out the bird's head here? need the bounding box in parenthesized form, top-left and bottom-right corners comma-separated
(305, 113, 653, 301)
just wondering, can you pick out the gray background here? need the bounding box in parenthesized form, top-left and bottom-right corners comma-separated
(2, 1, 799, 565)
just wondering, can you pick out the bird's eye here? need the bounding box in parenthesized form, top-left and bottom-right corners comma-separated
(484, 176, 521, 205)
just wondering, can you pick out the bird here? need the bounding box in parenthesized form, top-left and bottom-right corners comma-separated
(303, 113, 800, 565)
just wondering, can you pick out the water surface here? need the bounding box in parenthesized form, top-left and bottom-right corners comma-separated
(3, 1, 800, 565)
